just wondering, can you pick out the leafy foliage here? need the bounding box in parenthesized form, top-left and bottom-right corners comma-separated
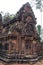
(3, 13, 14, 24)
(37, 25, 41, 36)
(35, 0, 43, 10)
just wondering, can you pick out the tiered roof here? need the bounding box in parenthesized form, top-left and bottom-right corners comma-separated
(0, 2, 38, 39)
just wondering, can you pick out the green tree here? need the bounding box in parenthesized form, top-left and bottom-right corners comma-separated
(3, 12, 14, 24)
(35, 0, 43, 28)
(37, 25, 41, 42)
(34, 0, 43, 39)
(35, 0, 43, 9)
(37, 25, 41, 36)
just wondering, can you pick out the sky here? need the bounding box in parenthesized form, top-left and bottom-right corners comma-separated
(0, 0, 43, 28)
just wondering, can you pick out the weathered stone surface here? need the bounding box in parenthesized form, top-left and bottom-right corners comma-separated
(0, 2, 42, 64)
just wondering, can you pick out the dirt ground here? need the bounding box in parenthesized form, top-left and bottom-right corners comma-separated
(0, 59, 43, 65)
